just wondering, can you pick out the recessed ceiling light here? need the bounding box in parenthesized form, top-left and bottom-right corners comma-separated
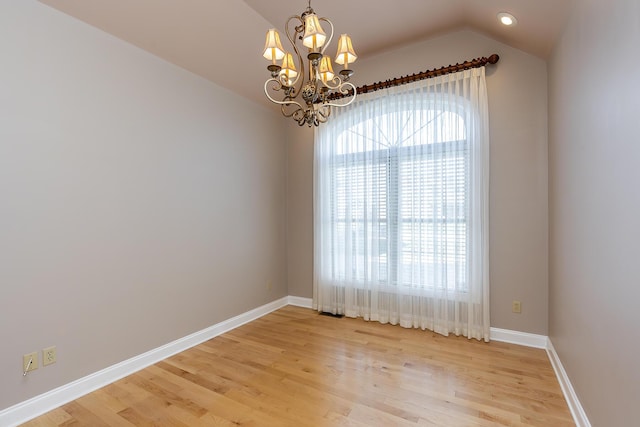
(497, 12, 517, 26)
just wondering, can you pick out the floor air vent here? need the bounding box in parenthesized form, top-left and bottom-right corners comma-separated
(320, 311, 344, 318)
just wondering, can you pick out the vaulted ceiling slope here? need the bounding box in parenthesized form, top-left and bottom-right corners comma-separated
(38, 0, 574, 106)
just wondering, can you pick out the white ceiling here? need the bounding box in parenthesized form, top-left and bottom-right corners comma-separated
(38, 0, 574, 106)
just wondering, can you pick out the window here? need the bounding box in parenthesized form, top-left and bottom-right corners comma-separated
(330, 108, 469, 292)
(314, 68, 489, 340)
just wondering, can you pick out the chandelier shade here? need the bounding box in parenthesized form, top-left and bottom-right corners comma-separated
(319, 56, 334, 83)
(279, 52, 298, 86)
(261, 1, 358, 127)
(335, 34, 357, 67)
(262, 29, 285, 62)
(302, 13, 327, 50)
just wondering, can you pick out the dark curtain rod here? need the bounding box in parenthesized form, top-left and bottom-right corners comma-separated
(328, 54, 500, 101)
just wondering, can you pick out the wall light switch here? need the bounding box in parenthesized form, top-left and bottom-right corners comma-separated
(23, 352, 38, 373)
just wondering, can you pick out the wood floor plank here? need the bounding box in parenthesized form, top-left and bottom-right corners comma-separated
(21, 306, 574, 426)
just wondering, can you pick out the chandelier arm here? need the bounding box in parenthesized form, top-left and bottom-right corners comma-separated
(264, 79, 305, 111)
(285, 15, 305, 97)
(281, 99, 304, 118)
(322, 81, 357, 109)
(318, 17, 334, 56)
(317, 105, 331, 123)
(285, 107, 309, 126)
(292, 109, 307, 126)
(321, 75, 344, 91)
(281, 108, 297, 118)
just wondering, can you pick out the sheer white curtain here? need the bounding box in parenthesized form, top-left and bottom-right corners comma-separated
(313, 68, 490, 341)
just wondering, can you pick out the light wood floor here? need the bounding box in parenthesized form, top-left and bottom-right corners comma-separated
(22, 306, 574, 426)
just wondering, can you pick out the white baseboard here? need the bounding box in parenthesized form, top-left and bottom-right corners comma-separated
(287, 295, 312, 308)
(546, 340, 591, 427)
(1, 296, 590, 427)
(489, 328, 590, 426)
(286, 299, 549, 351)
(489, 327, 548, 349)
(0, 297, 290, 427)
(295, 301, 548, 349)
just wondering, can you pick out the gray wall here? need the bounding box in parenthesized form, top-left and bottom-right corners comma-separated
(287, 30, 550, 335)
(286, 124, 315, 302)
(548, 0, 640, 425)
(14, 1, 640, 423)
(0, 1, 287, 410)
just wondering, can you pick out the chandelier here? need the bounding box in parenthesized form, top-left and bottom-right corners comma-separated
(262, 1, 358, 127)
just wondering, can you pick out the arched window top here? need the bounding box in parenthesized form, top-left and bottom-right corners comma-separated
(334, 99, 468, 155)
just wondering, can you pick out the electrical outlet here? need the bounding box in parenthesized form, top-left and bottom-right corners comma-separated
(512, 300, 522, 313)
(43, 346, 57, 366)
(23, 352, 38, 373)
